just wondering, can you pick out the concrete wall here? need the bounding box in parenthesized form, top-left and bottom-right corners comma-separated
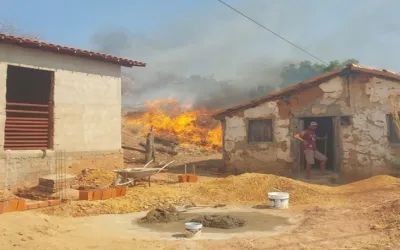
(0, 44, 124, 188)
(221, 73, 400, 180)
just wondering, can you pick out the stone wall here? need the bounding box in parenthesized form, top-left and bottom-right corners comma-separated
(221, 72, 400, 179)
(0, 150, 124, 189)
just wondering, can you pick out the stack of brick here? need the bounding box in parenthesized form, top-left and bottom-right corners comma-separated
(79, 186, 127, 201)
(38, 174, 77, 193)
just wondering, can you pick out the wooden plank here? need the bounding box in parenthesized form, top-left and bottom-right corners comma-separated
(6, 102, 49, 108)
(5, 124, 49, 128)
(5, 128, 48, 132)
(5, 136, 48, 139)
(6, 120, 48, 124)
(5, 140, 48, 143)
(7, 117, 48, 121)
(6, 109, 49, 114)
(5, 132, 48, 135)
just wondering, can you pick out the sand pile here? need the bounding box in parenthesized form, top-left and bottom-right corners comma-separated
(190, 214, 246, 229)
(139, 206, 183, 224)
(76, 169, 117, 188)
(42, 173, 400, 217)
(373, 199, 400, 230)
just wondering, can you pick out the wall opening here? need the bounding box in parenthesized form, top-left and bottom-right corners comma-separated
(4, 65, 54, 150)
(301, 117, 335, 171)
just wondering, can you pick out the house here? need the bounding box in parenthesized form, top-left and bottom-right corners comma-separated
(0, 33, 146, 188)
(213, 64, 400, 181)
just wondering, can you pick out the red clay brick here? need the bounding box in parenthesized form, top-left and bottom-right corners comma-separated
(101, 188, 112, 200)
(187, 175, 198, 183)
(79, 190, 94, 201)
(0, 201, 11, 214)
(38, 201, 49, 208)
(92, 190, 102, 200)
(178, 175, 188, 183)
(110, 188, 117, 198)
(26, 202, 39, 210)
(16, 199, 26, 211)
(120, 187, 127, 197)
(115, 187, 122, 197)
(49, 200, 60, 206)
(8, 199, 19, 212)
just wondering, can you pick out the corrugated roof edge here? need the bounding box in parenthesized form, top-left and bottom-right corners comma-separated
(0, 33, 146, 68)
(212, 64, 400, 119)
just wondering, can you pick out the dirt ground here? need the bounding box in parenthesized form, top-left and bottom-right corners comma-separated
(1, 123, 399, 249)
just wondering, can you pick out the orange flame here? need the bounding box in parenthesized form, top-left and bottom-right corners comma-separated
(126, 98, 222, 151)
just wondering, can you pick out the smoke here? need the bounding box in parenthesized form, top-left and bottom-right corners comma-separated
(90, 0, 399, 110)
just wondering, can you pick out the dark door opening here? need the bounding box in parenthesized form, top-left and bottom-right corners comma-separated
(301, 117, 335, 171)
(4, 65, 54, 150)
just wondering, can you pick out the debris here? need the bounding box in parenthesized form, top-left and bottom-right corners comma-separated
(189, 214, 246, 229)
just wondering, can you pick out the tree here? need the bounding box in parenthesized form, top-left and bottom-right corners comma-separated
(280, 58, 359, 88)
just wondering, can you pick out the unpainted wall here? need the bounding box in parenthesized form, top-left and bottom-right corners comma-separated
(0, 44, 124, 187)
(222, 74, 400, 179)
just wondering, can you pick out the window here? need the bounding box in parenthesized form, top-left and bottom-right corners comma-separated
(248, 119, 273, 142)
(388, 114, 400, 143)
(4, 65, 54, 150)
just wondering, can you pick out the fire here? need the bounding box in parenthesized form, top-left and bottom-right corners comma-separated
(125, 98, 222, 150)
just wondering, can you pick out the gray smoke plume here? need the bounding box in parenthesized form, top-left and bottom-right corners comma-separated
(90, 0, 399, 110)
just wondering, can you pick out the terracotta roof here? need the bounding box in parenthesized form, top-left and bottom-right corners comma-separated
(0, 33, 146, 68)
(213, 64, 400, 119)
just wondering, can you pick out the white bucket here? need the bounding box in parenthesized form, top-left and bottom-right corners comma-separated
(268, 192, 289, 209)
(184, 222, 203, 238)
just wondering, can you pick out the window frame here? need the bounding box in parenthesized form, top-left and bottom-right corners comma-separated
(246, 117, 274, 143)
(387, 113, 400, 145)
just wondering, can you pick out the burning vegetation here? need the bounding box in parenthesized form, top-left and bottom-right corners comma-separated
(125, 99, 222, 151)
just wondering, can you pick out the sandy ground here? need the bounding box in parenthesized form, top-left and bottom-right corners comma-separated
(1, 183, 399, 250)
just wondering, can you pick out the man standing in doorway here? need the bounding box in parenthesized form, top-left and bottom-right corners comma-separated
(294, 121, 327, 179)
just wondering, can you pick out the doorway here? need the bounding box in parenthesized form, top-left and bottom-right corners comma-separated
(300, 117, 335, 171)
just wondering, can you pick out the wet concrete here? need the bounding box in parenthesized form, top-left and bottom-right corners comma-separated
(138, 212, 289, 234)
(78, 205, 303, 240)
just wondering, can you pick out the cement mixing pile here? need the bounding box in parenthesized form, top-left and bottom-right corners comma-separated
(138, 206, 183, 224)
(189, 214, 246, 229)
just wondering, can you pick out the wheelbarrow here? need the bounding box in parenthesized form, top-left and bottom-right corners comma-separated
(112, 160, 175, 187)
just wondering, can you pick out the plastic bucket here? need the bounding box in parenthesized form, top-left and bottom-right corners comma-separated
(268, 192, 289, 209)
(184, 222, 203, 238)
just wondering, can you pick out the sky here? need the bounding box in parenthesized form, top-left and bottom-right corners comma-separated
(1, 0, 400, 105)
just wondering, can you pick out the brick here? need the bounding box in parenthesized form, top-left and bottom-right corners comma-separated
(16, 199, 26, 211)
(92, 190, 102, 201)
(49, 200, 60, 206)
(9, 199, 19, 212)
(79, 190, 94, 201)
(187, 175, 198, 183)
(178, 175, 188, 183)
(101, 188, 112, 200)
(0, 201, 11, 214)
(26, 202, 39, 210)
(115, 187, 122, 197)
(38, 201, 49, 208)
(120, 187, 127, 197)
(110, 188, 117, 198)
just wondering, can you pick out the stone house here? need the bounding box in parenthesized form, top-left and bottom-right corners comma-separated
(0, 33, 146, 188)
(213, 64, 400, 181)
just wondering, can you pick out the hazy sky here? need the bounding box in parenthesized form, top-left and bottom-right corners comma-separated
(1, 0, 400, 104)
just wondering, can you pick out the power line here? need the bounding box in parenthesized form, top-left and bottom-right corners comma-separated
(217, 0, 328, 65)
